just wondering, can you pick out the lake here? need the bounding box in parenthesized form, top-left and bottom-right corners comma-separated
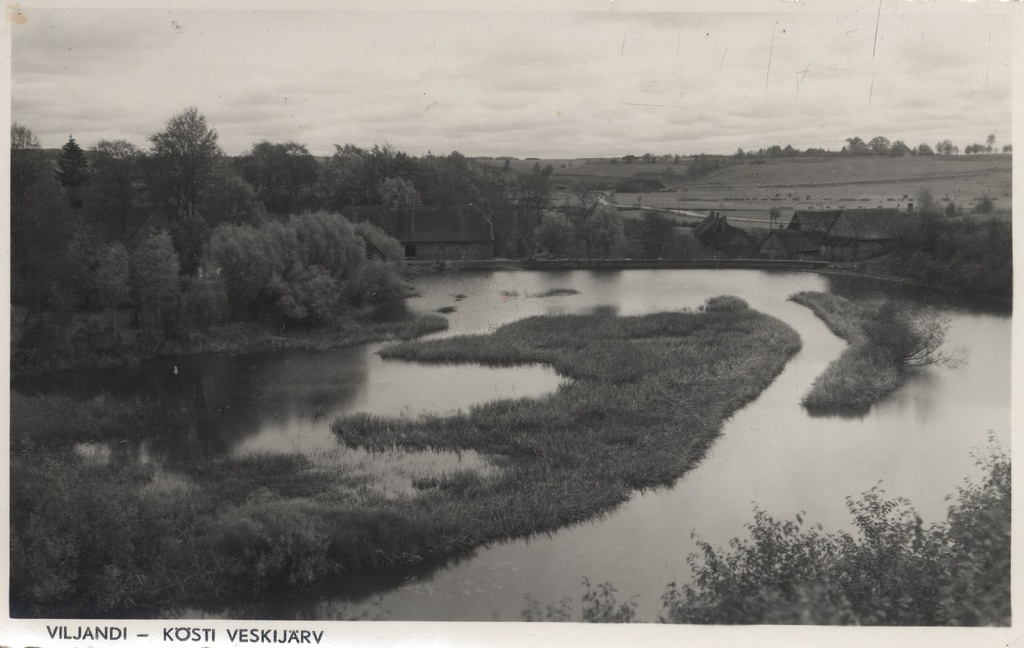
(12, 269, 1010, 621)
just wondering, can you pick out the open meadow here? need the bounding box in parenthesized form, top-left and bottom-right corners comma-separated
(483, 155, 1012, 228)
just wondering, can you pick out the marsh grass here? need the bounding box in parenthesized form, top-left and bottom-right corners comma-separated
(11, 296, 801, 616)
(527, 288, 580, 298)
(790, 291, 906, 412)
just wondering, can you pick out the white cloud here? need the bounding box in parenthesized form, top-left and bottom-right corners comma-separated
(11, 5, 1014, 158)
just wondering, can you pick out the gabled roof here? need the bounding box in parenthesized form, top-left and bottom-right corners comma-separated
(693, 212, 725, 238)
(714, 228, 757, 250)
(342, 205, 493, 243)
(761, 229, 824, 252)
(787, 210, 843, 233)
(694, 212, 756, 250)
(825, 209, 902, 242)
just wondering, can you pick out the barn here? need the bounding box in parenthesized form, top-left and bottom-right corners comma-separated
(693, 211, 758, 259)
(341, 205, 495, 260)
(786, 209, 843, 234)
(759, 229, 825, 260)
(820, 208, 903, 261)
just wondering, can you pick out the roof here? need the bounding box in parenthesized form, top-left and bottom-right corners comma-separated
(787, 210, 843, 233)
(695, 213, 756, 250)
(761, 229, 824, 252)
(825, 209, 902, 242)
(342, 205, 493, 243)
(693, 211, 726, 238)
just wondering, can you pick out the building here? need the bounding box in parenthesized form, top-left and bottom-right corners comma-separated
(342, 205, 495, 260)
(786, 209, 843, 234)
(758, 229, 825, 260)
(820, 208, 902, 261)
(693, 211, 758, 259)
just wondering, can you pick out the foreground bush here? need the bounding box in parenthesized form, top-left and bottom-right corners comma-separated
(660, 442, 1009, 625)
(522, 442, 1010, 626)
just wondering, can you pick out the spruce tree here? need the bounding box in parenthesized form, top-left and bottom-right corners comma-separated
(55, 135, 88, 207)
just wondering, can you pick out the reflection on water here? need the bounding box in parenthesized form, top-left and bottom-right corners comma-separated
(14, 269, 1010, 621)
(13, 344, 563, 464)
(321, 269, 1009, 622)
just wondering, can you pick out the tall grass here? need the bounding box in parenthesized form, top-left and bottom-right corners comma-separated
(11, 296, 801, 616)
(789, 291, 943, 413)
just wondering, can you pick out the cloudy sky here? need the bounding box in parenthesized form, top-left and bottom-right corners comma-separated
(9, 0, 1017, 158)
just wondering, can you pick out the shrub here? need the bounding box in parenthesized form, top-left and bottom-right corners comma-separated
(355, 221, 405, 267)
(273, 266, 341, 326)
(346, 259, 406, 312)
(703, 296, 748, 312)
(859, 301, 954, 368)
(659, 443, 1009, 626)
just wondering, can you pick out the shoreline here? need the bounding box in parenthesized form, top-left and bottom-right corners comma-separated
(418, 258, 1012, 310)
(11, 260, 1008, 379)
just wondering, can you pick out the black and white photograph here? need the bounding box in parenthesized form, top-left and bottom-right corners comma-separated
(4, 1, 1019, 646)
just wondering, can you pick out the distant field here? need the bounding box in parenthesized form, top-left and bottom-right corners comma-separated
(477, 157, 690, 185)
(487, 154, 1012, 225)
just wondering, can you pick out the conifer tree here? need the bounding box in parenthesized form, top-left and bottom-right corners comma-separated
(55, 135, 89, 207)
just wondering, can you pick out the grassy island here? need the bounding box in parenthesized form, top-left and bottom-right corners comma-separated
(11, 296, 800, 617)
(790, 291, 953, 413)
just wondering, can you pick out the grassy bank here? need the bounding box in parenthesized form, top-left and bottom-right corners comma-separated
(11, 307, 448, 376)
(789, 291, 954, 413)
(11, 296, 800, 617)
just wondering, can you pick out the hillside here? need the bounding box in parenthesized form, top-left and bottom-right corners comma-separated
(480, 154, 1012, 228)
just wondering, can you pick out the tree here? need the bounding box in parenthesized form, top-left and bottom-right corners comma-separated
(843, 137, 869, 156)
(1002, 144, 1012, 153)
(637, 212, 676, 258)
(207, 224, 286, 319)
(55, 135, 89, 208)
(915, 188, 937, 216)
(377, 176, 422, 209)
(986, 134, 995, 153)
(94, 243, 130, 342)
(585, 204, 624, 258)
(915, 143, 934, 156)
(534, 213, 575, 257)
(289, 211, 364, 281)
(202, 159, 264, 227)
(10, 173, 74, 321)
(170, 212, 209, 276)
(868, 136, 890, 156)
(861, 301, 958, 368)
(89, 139, 147, 243)
(769, 206, 782, 230)
(148, 106, 223, 220)
(889, 141, 913, 157)
(936, 140, 956, 156)
(515, 162, 553, 226)
(568, 181, 603, 244)
(130, 232, 181, 329)
(241, 140, 320, 213)
(10, 123, 46, 206)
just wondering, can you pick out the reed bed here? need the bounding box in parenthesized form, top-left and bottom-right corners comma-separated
(789, 291, 904, 412)
(11, 296, 802, 617)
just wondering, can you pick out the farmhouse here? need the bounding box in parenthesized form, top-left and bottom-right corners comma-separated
(693, 211, 758, 259)
(758, 229, 825, 261)
(341, 205, 495, 260)
(786, 209, 843, 234)
(820, 208, 902, 261)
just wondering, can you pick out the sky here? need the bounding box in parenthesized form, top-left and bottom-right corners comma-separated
(8, 0, 1018, 159)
